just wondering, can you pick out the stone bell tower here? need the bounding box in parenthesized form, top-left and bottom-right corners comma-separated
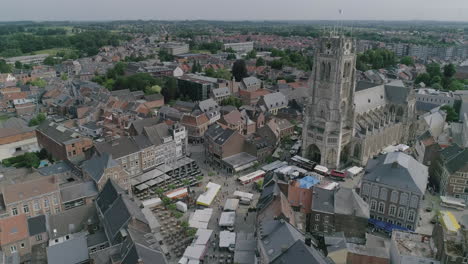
(302, 35, 357, 169)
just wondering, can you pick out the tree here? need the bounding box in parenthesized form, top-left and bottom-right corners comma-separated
(226, 53, 236, 60)
(14, 61, 22, 69)
(232, 60, 248, 82)
(36, 113, 46, 123)
(256, 57, 265, 67)
(43, 56, 59, 66)
(400, 56, 414, 66)
(246, 49, 257, 59)
(430, 75, 442, 86)
(432, 83, 443, 90)
(0, 59, 12, 73)
(426, 63, 441, 78)
(145, 85, 161, 95)
(162, 77, 178, 102)
(441, 105, 458, 122)
(220, 96, 243, 108)
(158, 50, 174, 62)
(269, 59, 283, 70)
(448, 80, 464, 91)
(61, 73, 68, 81)
(443, 64, 456, 78)
(23, 152, 40, 168)
(415, 73, 431, 86)
(28, 118, 39, 127)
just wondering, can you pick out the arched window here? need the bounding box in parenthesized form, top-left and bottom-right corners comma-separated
(390, 191, 398, 203)
(389, 205, 397, 216)
(370, 200, 377, 211)
(327, 63, 332, 80)
(378, 202, 385, 213)
(408, 210, 416, 222)
(399, 193, 408, 205)
(410, 196, 419, 208)
(371, 186, 379, 198)
(379, 188, 388, 200)
(320, 61, 326, 81)
(362, 184, 370, 195)
(398, 207, 405, 219)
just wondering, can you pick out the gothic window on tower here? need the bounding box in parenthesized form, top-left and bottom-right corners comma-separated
(327, 63, 332, 80)
(320, 61, 326, 81)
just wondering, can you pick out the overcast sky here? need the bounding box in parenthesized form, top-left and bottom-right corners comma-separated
(1, 0, 468, 22)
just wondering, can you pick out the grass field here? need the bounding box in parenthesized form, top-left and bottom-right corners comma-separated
(0, 115, 10, 123)
(28, 48, 76, 56)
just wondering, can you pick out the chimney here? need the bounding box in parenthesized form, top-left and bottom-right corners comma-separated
(392, 162, 399, 168)
(305, 238, 312, 247)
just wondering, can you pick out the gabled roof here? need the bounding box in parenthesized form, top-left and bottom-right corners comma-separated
(364, 152, 428, 194)
(48, 204, 98, 238)
(82, 152, 119, 183)
(130, 117, 161, 135)
(47, 235, 89, 264)
(198, 98, 219, 112)
(96, 179, 126, 214)
(95, 137, 141, 159)
(143, 123, 172, 146)
(334, 188, 370, 219)
(2, 175, 59, 205)
(271, 239, 329, 264)
(439, 145, 468, 174)
(260, 92, 287, 110)
(60, 181, 98, 203)
(211, 87, 230, 98)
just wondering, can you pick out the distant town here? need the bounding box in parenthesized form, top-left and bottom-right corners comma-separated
(0, 20, 467, 264)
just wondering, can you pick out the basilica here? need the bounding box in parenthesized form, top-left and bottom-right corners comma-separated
(302, 36, 416, 169)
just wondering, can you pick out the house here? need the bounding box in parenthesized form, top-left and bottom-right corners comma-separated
(181, 111, 210, 143)
(239, 76, 262, 92)
(0, 117, 39, 160)
(47, 235, 90, 264)
(275, 118, 295, 138)
(2, 175, 61, 217)
(143, 93, 165, 109)
(326, 233, 390, 264)
(360, 152, 428, 230)
(197, 98, 220, 124)
(257, 180, 296, 226)
(390, 230, 439, 264)
(310, 187, 369, 239)
(36, 121, 93, 162)
(204, 124, 257, 173)
(210, 87, 231, 103)
(218, 109, 243, 132)
(257, 218, 330, 264)
(239, 89, 271, 106)
(82, 152, 130, 191)
(432, 211, 467, 264)
(430, 144, 468, 201)
(0, 214, 30, 262)
(414, 131, 441, 166)
(27, 215, 48, 247)
(60, 181, 99, 211)
(79, 121, 103, 138)
(257, 92, 288, 115)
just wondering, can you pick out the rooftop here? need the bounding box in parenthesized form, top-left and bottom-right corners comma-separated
(0, 214, 28, 245)
(2, 175, 58, 205)
(392, 230, 437, 260)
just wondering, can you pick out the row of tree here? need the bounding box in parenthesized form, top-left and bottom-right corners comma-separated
(415, 63, 465, 91)
(356, 48, 397, 71)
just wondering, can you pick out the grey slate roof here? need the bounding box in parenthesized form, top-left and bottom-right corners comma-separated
(211, 87, 230, 98)
(27, 215, 46, 236)
(48, 204, 98, 238)
(439, 144, 468, 174)
(198, 98, 219, 112)
(95, 137, 141, 159)
(258, 219, 329, 264)
(143, 123, 171, 146)
(271, 239, 330, 264)
(311, 187, 335, 214)
(260, 92, 287, 111)
(81, 153, 119, 183)
(60, 181, 98, 203)
(334, 188, 370, 218)
(242, 76, 261, 88)
(47, 235, 89, 264)
(96, 179, 125, 214)
(37, 161, 72, 176)
(86, 230, 108, 248)
(37, 121, 88, 144)
(130, 117, 160, 135)
(384, 80, 409, 104)
(364, 152, 428, 194)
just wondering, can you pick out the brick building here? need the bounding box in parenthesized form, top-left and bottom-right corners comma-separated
(36, 121, 93, 162)
(1, 175, 62, 217)
(0, 117, 39, 160)
(0, 214, 31, 262)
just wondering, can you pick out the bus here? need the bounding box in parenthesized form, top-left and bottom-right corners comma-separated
(290, 155, 316, 171)
(313, 165, 329, 176)
(238, 170, 266, 185)
(330, 170, 347, 181)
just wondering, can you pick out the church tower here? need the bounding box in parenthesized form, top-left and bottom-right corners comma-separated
(302, 36, 357, 169)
